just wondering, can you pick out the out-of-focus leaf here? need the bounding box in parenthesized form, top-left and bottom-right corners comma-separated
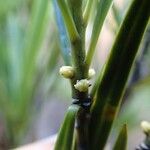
(18, 0, 50, 109)
(113, 124, 127, 150)
(53, 0, 71, 65)
(116, 79, 150, 128)
(54, 105, 80, 150)
(24, 0, 49, 63)
(0, 0, 21, 18)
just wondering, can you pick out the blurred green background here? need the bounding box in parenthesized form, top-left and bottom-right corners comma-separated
(0, 0, 149, 149)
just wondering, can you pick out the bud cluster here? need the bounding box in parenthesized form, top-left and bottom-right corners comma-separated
(59, 66, 95, 92)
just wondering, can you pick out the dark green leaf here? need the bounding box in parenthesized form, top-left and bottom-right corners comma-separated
(113, 124, 128, 150)
(90, 0, 150, 149)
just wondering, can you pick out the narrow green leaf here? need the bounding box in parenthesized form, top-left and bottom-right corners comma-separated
(85, 0, 113, 67)
(6, 16, 22, 98)
(17, 0, 49, 119)
(54, 1, 71, 65)
(54, 105, 80, 150)
(90, 0, 150, 149)
(57, 0, 79, 42)
(83, 0, 94, 24)
(113, 124, 128, 150)
(25, 0, 49, 61)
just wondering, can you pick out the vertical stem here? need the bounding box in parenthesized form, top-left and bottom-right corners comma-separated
(68, 0, 90, 149)
(68, 0, 88, 99)
(58, 0, 91, 149)
(76, 108, 90, 150)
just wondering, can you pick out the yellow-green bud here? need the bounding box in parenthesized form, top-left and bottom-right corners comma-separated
(59, 66, 74, 79)
(88, 68, 95, 79)
(141, 121, 150, 135)
(74, 79, 90, 92)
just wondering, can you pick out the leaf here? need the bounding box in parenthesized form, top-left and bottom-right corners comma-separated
(85, 0, 113, 67)
(56, 0, 79, 41)
(83, 0, 94, 24)
(89, 0, 150, 149)
(17, 0, 50, 125)
(113, 124, 128, 150)
(24, 0, 49, 63)
(0, 0, 21, 18)
(53, 1, 71, 65)
(0, 0, 52, 145)
(6, 16, 23, 99)
(54, 105, 80, 150)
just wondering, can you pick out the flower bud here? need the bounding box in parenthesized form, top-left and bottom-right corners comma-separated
(59, 66, 74, 79)
(74, 79, 90, 92)
(88, 68, 95, 79)
(141, 121, 150, 135)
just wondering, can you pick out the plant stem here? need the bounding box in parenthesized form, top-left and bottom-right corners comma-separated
(67, 1, 91, 149)
(75, 107, 90, 150)
(68, 0, 88, 99)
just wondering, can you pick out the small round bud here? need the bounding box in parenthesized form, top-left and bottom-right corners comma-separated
(88, 68, 95, 79)
(74, 79, 90, 92)
(141, 121, 150, 135)
(59, 66, 74, 79)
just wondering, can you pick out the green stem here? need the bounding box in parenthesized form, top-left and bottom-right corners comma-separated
(67, 1, 90, 149)
(68, 0, 88, 99)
